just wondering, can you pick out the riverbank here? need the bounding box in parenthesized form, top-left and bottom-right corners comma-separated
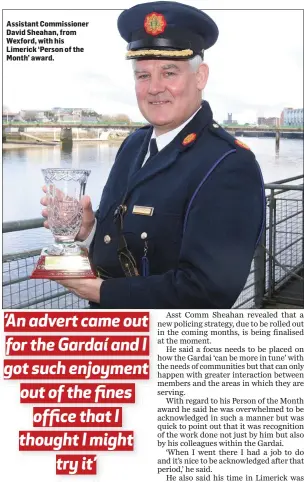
(3, 143, 59, 149)
(3, 138, 125, 149)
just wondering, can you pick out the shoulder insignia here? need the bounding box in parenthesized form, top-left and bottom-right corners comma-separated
(144, 12, 167, 36)
(235, 139, 251, 150)
(182, 132, 197, 146)
(209, 122, 252, 151)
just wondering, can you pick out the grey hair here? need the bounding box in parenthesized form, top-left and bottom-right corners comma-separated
(188, 54, 205, 72)
(131, 53, 205, 73)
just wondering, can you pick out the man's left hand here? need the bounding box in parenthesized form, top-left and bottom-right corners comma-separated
(56, 278, 102, 304)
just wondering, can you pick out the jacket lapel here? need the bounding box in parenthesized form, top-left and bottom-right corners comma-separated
(128, 127, 153, 179)
(97, 128, 151, 223)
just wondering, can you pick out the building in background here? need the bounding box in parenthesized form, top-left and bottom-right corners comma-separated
(257, 117, 280, 127)
(2, 112, 21, 123)
(281, 107, 303, 127)
(223, 113, 238, 125)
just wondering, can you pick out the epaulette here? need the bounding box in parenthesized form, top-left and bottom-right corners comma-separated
(208, 121, 251, 151)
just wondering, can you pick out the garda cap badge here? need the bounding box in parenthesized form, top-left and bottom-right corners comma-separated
(182, 133, 197, 146)
(144, 12, 167, 36)
(235, 139, 250, 150)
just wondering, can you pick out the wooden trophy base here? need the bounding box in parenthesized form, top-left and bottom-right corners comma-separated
(31, 247, 96, 280)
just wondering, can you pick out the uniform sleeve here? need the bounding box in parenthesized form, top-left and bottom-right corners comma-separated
(98, 150, 264, 308)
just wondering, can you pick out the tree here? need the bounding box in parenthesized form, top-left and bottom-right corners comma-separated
(44, 111, 55, 120)
(99, 113, 132, 124)
(113, 114, 131, 124)
(81, 109, 98, 117)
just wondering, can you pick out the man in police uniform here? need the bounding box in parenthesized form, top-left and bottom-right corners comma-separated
(42, 1, 265, 308)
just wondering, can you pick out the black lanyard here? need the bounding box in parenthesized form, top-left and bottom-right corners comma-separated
(114, 199, 139, 277)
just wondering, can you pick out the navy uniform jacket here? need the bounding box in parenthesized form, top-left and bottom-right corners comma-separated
(90, 101, 265, 308)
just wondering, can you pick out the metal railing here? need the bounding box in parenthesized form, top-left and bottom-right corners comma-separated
(263, 176, 303, 306)
(3, 175, 303, 309)
(234, 175, 303, 308)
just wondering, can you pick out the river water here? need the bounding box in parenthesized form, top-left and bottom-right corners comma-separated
(3, 137, 303, 255)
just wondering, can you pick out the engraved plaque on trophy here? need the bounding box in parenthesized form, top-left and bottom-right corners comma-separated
(31, 168, 96, 279)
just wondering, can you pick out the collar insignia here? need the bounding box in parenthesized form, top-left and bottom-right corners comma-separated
(144, 12, 167, 36)
(182, 133, 197, 146)
(235, 139, 250, 150)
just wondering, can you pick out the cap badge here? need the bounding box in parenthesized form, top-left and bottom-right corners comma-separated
(182, 133, 197, 146)
(235, 139, 250, 150)
(144, 12, 167, 36)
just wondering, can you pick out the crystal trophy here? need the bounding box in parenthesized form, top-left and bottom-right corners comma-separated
(31, 168, 96, 279)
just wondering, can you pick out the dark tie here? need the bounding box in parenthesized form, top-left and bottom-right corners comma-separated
(148, 138, 158, 159)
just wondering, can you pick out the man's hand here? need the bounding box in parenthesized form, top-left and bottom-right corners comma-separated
(40, 186, 95, 241)
(56, 277, 103, 304)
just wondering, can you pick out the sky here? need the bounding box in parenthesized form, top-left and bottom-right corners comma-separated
(2, 1, 303, 124)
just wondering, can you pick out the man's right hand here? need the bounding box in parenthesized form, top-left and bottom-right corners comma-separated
(40, 186, 96, 242)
